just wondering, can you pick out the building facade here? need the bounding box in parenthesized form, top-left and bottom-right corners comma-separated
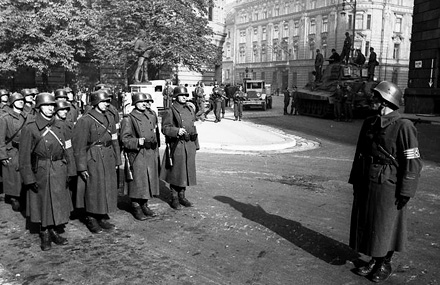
(404, 0, 440, 114)
(222, 0, 414, 92)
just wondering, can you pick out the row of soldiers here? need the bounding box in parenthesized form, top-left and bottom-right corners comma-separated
(0, 85, 199, 251)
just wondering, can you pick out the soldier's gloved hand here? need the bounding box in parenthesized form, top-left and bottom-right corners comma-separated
(395, 195, 410, 210)
(178, 128, 187, 136)
(138, 138, 145, 146)
(80, 170, 90, 181)
(1, 158, 10, 166)
(28, 183, 39, 193)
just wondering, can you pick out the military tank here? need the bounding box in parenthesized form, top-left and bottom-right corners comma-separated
(295, 63, 378, 118)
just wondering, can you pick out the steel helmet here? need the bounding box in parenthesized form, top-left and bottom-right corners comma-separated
(0, 89, 9, 97)
(373, 81, 402, 110)
(29, 88, 39, 95)
(8, 92, 25, 106)
(90, 90, 110, 106)
(21, 88, 32, 96)
(35, 93, 56, 108)
(101, 88, 114, 97)
(55, 100, 71, 112)
(54, 89, 68, 99)
(173, 86, 189, 98)
(132, 92, 153, 105)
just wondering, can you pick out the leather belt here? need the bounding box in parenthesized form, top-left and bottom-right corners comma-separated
(179, 134, 198, 142)
(89, 141, 112, 148)
(140, 141, 157, 150)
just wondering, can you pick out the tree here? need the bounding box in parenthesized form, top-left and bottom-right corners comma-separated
(92, 0, 220, 78)
(0, 0, 99, 74)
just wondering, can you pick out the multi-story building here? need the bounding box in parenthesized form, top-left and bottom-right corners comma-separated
(405, 0, 440, 114)
(222, 0, 413, 92)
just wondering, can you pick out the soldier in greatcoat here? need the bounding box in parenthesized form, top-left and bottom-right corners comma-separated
(162, 80, 174, 110)
(72, 90, 122, 234)
(0, 89, 9, 113)
(120, 93, 160, 220)
(19, 93, 75, 251)
(232, 85, 247, 121)
(0, 93, 28, 211)
(65, 87, 81, 123)
(348, 81, 423, 282)
(161, 86, 199, 210)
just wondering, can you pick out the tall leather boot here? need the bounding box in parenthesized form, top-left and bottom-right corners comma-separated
(178, 189, 193, 207)
(170, 188, 182, 210)
(39, 228, 52, 251)
(131, 201, 148, 221)
(48, 227, 68, 245)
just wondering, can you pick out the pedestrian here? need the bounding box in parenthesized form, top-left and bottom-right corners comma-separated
(19, 93, 75, 251)
(283, 87, 291, 115)
(368, 47, 378, 81)
(162, 79, 173, 110)
(219, 83, 226, 119)
(290, 86, 298, 115)
(233, 85, 246, 121)
(0, 92, 28, 212)
(348, 81, 422, 283)
(340, 32, 352, 64)
(333, 84, 343, 121)
(120, 92, 160, 221)
(354, 49, 366, 66)
(212, 82, 223, 123)
(344, 85, 355, 122)
(194, 81, 206, 121)
(315, 49, 324, 82)
(161, 86, 199, 210)
(72, 90, 122, 234)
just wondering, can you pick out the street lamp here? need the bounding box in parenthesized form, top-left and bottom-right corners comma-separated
(341, 0, 356, 61)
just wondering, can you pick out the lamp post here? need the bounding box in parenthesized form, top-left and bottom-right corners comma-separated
(341, 0, 356, 60)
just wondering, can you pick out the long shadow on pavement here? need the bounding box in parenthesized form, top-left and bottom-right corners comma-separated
(214, 195, 360, 266)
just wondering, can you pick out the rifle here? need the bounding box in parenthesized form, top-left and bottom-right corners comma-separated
(124, 151, 134, 181)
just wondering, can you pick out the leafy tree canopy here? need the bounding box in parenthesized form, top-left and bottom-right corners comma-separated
(0, 0, 219, 76)
(0, 0, 99, 73)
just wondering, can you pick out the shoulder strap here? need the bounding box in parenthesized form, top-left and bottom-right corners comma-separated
(87, 113, 112, 135)
(5, 115, 28, 145)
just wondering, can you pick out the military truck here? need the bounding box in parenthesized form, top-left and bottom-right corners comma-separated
(242, 79, 271, 111)
(295, 63, 378, 118)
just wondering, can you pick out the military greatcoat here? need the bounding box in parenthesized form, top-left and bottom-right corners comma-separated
(0, 108, 28, 197)
(19, 115, 75, 227)
(161, 102, 199, 187)
(72, 109, 121, 215)
(348, 111, 422, 257)
(120, 109, 160, 199)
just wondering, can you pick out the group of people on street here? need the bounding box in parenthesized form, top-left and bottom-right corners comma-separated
(332, 83, 355, 122)
(0, 85, 199, 251)
(319, 32, 378, 82)
(283, 86, 298, 116)
(0, 78, 423, 284)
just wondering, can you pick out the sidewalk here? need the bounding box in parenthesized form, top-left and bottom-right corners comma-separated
(194, 109, 320, 154)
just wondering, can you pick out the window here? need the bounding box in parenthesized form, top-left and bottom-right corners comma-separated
(310, 0, 316, 9)
(293, 45, 299, 60)
(273, 25, 279, 39)
(274, 6, 280, 17)
(284, 4, 289, 14)
(239, 45, 246, 63)
(395, 15, 402, 33)
(261, 72, 265, 80)
(239, 30, 246, 43)
(365, 41, 370, 57)
(261, 42, 267, 61)
(367, 14, 371, 29)
(254, 28, 258, 35)
(355, 13, 363, 30)
(262, 10, 267, 19)
(348, 15, 354, 30)
(310, 18, 316, 34)
(294, 1, 301, 12)
(253, 42, 258, 61)
(283, 22, 289, 37)
(226, 69, 230, 80)
(322, 16, 328, 33)
(227, 30, 230, 39)
(309, 46, 315, 59)
(254, 12, 259, 21)
(226, 44, 231, 58)
(294, 21, 299, 36)
(393, 43, 400, 59)
(262, 26, 267, 40)
(273, 39, 280, 60)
